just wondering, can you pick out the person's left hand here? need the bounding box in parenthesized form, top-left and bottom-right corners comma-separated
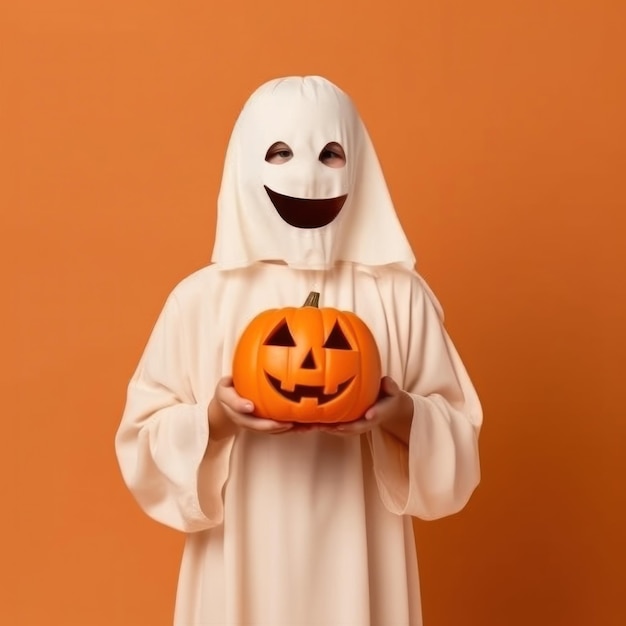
(318, 376, 414, 437)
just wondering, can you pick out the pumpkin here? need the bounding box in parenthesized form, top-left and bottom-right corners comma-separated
(232, 292, 382, 423)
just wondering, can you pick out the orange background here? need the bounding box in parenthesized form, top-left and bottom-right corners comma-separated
(1, 1, 624, 625)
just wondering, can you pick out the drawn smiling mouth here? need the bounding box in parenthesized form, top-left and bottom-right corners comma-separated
(264, 186, 347, 228)
(265, 373, 354, 404)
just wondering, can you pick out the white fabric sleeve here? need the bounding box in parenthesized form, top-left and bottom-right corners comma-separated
(368, 275, 482, 520)
(115, 294, 234, 532)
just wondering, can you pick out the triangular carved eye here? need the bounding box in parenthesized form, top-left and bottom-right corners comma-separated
(264, 320, 296, 347)
(323, 321, 352, 350)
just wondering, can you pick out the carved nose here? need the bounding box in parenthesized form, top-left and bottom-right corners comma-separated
(300, 349, 316, 369)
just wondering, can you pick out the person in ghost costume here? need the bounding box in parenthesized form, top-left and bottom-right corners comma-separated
(116, 76, 482, 626)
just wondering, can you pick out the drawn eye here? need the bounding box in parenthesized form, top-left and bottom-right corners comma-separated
(323, 321, 351, 350)
(264, 320, 296, 346)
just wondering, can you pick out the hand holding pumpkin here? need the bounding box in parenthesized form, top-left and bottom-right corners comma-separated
(319, 376, 414, 438)
(208, 376, 295, 438)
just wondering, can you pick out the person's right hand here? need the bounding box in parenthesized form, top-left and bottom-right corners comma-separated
(208, 376, 295, 438)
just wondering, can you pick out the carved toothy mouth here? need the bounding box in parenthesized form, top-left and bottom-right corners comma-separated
(265, 373, 354, 404)
(264, 186, 347, 228)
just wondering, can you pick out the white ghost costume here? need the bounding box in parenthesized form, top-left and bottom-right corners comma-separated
(116, 77, 482, 626)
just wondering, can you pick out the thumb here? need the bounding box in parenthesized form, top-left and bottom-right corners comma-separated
(381, 376, 400, 396)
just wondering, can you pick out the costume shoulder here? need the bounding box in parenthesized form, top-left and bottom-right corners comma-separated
(370, 265, 445, 322)
(169, 264, 219, 300)
(164, 264, 244, 318)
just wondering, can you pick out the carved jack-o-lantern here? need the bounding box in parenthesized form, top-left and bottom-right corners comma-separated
(232, 292, 382, 423)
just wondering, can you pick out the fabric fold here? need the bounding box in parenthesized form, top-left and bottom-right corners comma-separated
(116, 295, 234, 533)
(367, 274, 482, 520)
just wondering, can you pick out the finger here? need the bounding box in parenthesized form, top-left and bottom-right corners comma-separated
(320, 418, 373, 435)
(229, 411, 294, 433)
(218, 375, 234, 387)
(380, 376, 400, 396)
(366, 377, 402, 420)
(365, 396, 395, 421)
(290, 423, 321, 433)
(217, 379, 255, 414)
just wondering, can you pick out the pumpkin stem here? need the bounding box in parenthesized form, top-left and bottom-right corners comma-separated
(303, 291, 320, 308)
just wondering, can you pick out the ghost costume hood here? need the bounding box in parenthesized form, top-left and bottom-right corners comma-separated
(211, 76, 416, 270)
